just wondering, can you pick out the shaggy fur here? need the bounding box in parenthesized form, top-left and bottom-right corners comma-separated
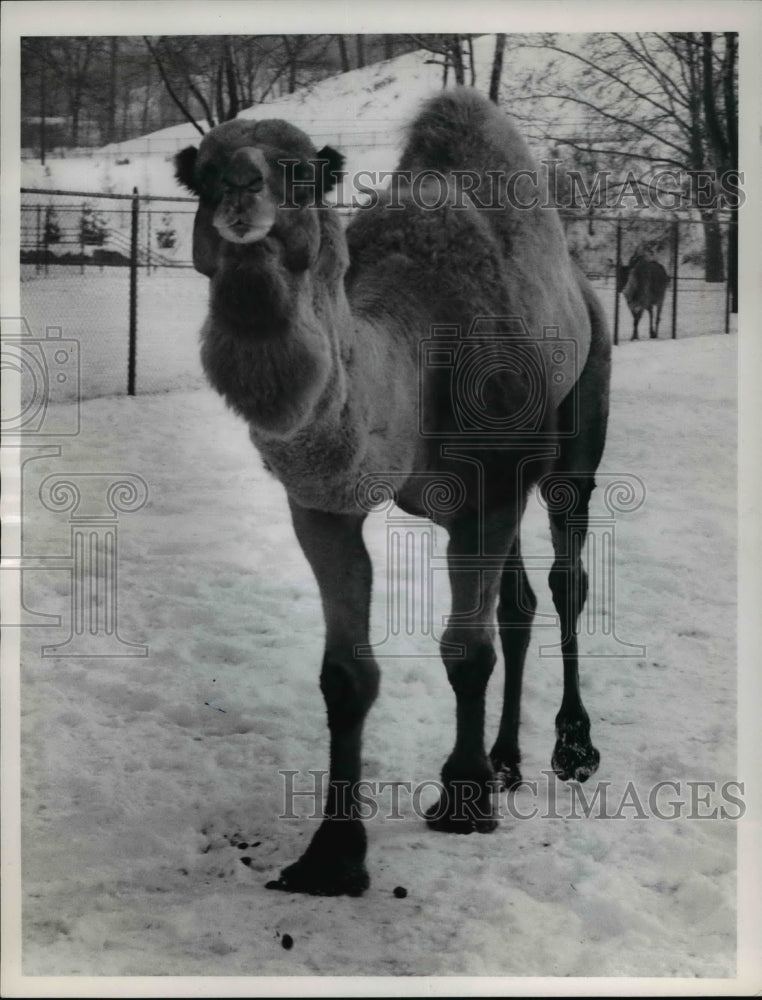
(178, 88, 612, 897)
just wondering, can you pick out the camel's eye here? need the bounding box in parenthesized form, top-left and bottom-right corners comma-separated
(220, 176, 264, 196)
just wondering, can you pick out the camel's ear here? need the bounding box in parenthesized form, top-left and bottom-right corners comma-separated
(191, 201, 221, 278)
(175, 145, 200, 194)
(175, 146, 220, 276)
(315, 145, 345, 195)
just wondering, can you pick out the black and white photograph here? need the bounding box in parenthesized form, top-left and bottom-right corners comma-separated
(2, 1, 760, 994)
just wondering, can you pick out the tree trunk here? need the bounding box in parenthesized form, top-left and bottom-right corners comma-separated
(701, 211, 725, 282)
(223, 38, 239, 120)
(356, 35, 365, 69)
(467, 36, 476, 85)
(450, 36, 465, 85)
(338, 35, 350, 72)
(384, 36, 394, 61)
(70, 99, 80, 146)
(39, 49, 47, 164)
(107, 37, 118, 144)
(282, 36, 298, 94)
(142, 57, 152, 133)
(489, 33, 506, 103)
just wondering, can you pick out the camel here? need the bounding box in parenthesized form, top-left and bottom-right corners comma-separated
(176, 88, 611, 897)
(617, 253, 670, 340)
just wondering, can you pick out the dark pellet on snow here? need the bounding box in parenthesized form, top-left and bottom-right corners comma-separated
(237, 842, 249, 849)
(240, 856, 252, 867)
(253, 841, 261, 847)
(393, 886, 408, 899)
(281, 933, 294, 950)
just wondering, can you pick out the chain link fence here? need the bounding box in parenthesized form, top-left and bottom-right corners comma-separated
(561, 212, 736, 345)
(19, 188, 737, 403)
(20, 187, 204, 400)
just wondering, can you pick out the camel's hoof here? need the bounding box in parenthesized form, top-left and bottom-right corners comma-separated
(425, 781, 499, 834)
(265, 817, 369, 896)
(266, 855, 369, 897)
(489, 754, 523, 792)
(552, 720, 600, 782)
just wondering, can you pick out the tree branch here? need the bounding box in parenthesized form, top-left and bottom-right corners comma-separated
(143, 37, 205, 137)
(517, 38, 686, 125)
(511, 90, 691, 160)
(702, 33, 730, 168)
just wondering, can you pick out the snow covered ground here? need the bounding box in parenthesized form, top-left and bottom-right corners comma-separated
(14, 330, 741, 980)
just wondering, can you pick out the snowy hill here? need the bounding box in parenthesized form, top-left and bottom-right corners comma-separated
(21, 36, 535, 198)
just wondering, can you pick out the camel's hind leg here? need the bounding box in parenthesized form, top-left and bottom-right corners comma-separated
(653, 298, 664, 338)
(648, 304, 658, 339)
(631, 308, 642, 340)
(266, 503, 379, 896)
(543, 279, 610, 783)
(543, 474, 600, 782)
(489, 533, 537, 790)
(426, 507, 520, 834)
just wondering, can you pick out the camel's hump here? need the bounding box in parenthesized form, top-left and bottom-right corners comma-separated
(397, 87, 536, 176)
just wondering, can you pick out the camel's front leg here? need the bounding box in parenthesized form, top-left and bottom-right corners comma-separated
(266, 503, 379, 896)
(427, 509, 519, 834)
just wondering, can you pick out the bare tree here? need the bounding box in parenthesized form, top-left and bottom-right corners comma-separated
(337, 35, 351, 73)
(30, 37, 100, 146)
(489, 33, 506, 103)
(466, 35, 476, 86)
(506, 32, 738, 288)
(408, 34, 471, 87)
(106, 37, 118, 144)
(144, 37, 208, 134)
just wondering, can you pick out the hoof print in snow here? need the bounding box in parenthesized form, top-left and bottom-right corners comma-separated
(425, 810, 498, 834)
(240, 856, 252, 867)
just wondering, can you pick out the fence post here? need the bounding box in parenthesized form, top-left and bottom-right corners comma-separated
(670, 218, 679, 340)
(613, 217, 622, 346)
(128, 187, 139, 396)
(35, 204, 42, 274)
(146, 207, 152, 275)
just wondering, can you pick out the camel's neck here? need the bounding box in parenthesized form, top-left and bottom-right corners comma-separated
(200, 209, 352, 443)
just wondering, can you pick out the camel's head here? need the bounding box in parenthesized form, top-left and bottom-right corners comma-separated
(175, 119, 345, 276)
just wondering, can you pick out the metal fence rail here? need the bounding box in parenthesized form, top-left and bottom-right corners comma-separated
(20, 187, 737, 402)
